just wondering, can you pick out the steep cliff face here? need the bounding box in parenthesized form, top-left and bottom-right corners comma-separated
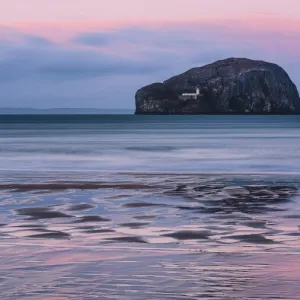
(135, 58, 300, 114)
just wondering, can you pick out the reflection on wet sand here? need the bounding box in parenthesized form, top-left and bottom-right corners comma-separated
(15, 207, 73, 220)
(66, 203, 95, 211)
(2, 245, 300, 299)
(1, 174, 300, 299)
(122, 202, 164, 208)
(0, 182, 156, 192)
(106, 236, 148, 243)
(226, 233, 277, 244)
(73, 216, 111, 223)
(163, 230, 211, 240)
(0, 175, 299, 247)
(119, 222, 150, 228)
(27, 231, 71, 239)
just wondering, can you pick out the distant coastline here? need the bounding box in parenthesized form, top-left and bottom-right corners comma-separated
(0, 108, 135, 115)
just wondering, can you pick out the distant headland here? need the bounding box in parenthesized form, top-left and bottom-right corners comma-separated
(135, 58, 300, 115)
(0, 108, 134, 115)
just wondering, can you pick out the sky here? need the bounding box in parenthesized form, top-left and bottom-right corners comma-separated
(0, 0, 300, 108)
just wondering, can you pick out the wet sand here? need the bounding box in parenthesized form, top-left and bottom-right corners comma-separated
(1, 174, 300, 299)
(1, 175, 299, 247)
(0, 182, 155, 192)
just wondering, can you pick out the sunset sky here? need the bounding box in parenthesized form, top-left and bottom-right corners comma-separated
(1, 0, 300, 108)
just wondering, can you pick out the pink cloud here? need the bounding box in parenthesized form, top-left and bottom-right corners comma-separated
(3, 17, 298, 57)
(1, 0, 300, 22)
(4, 16, 300, 40)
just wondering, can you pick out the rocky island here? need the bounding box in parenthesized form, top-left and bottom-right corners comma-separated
(135, 58, 300, 114)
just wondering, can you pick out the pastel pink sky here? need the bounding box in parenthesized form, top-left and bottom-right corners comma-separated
(1, 0, 300, 22)
(0, 0, 300, 108)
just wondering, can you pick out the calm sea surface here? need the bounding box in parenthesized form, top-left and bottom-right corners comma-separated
(1, 115, 300, 299)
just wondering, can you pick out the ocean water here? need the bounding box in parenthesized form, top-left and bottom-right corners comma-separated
(1, 115, 300, 299)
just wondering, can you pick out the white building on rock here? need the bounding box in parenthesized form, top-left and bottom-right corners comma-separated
(181, 87, 201, 99)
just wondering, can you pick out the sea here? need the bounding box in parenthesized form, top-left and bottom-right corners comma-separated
(1, 114, 300, 299)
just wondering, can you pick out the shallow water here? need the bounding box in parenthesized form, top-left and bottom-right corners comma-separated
(1, 115, 300, 299)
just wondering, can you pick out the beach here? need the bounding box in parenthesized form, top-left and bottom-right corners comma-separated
(1, 115, 300, 299)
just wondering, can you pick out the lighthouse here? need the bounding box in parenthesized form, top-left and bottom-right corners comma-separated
(181, 86, 201, 100)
